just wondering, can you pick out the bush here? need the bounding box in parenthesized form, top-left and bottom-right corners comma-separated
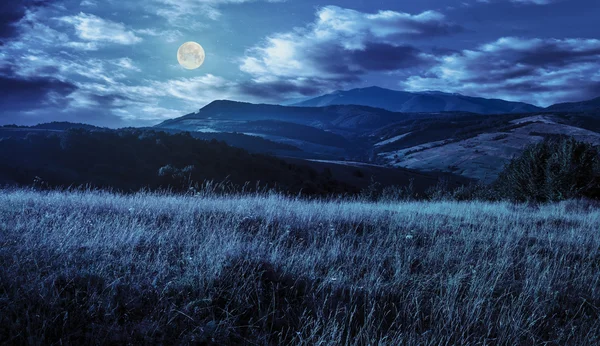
(493, 136, 600, 202)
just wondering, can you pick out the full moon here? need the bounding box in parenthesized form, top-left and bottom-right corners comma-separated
(177, 41, 205, 70)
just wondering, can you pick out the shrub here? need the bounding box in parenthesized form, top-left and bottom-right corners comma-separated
(493, 136, 600, 202)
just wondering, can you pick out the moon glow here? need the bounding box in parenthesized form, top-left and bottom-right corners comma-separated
(177, 41, 205, 70)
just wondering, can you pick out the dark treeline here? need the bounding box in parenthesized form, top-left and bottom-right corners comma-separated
(0, 129, 353, 196)
(1, 127, 598, 203)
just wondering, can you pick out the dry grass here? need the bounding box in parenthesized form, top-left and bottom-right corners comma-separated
(1, 188, 599, 345)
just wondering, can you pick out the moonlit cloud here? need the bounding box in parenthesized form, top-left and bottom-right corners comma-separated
(403, 37, 600, 106)
(135, 28, 182, 43)
(69, 74, 245, 122)
(80, 0, 97, 7)
(2, 34, 245, 123)
(239, 6, 460, 98)
(58, 13, 142, 45)
(150, 0, 286, 23)
(112, 58, 141, 72)
(147, 74, 238, 103)
(0, 2, 260, 126)
(1, 0, 599, 127)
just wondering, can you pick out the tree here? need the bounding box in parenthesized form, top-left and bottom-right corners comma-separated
(493, 136, 600, 202)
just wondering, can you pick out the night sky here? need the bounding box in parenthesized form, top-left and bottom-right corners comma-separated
(1, 0, 599, 127)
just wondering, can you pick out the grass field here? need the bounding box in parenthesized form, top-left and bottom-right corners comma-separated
(1, 188, 599, 345)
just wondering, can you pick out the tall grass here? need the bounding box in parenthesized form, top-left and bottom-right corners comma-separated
(1, 188, 599, 345)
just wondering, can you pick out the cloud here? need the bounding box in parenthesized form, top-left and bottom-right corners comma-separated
(314, 6, 463, 41)
(150, 0, 285, 23)
(0, 4, 26, 44)
(58, 13, 142, 45)
(0, 73, 77, 112)
(0, 2, 252, 126)
(476, 0, 558, 4)
(80, 0, 97, 7)
(403, 37, 600, 106)
(65, 71, 242, 122)
(0, 0, 58, 45)
(112, 58, 141, 72)
(239, 6, 459, 99)
(135, 28, 182, 43)
(63, 74, 244, 123)
(0, 4, 242, 127)
(508, 0, 556, 4)
(476, 0, 562, 5)
(6, 49, 128, 85)
(2, 8, 101, 52)
(0, 45, 163, 126)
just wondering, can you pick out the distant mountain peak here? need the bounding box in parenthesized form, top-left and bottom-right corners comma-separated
(416, 90, 462, 96)
(360, 86, 389, 91)
(291, 86, 541, 114)
(204, 99, 250, 107)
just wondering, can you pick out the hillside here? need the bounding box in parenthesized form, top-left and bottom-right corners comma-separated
(547, 96, 600, 112)
(156, 100, 600, 183)
(0, 127, 471, 196)
(376, 114, 600, 182)
(292, 86, 542, 114)
(156, 100, 414, 131)
(155, 100, 426, 160)
(0, 123, 301, 155)
(0, 128, 351, 195)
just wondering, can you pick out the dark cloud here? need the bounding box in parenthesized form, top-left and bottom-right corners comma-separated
(0, 73, 77, 111)
(383, 19, 463, 40)
(516, 42, 600, 67)
(0, 71, 142, 128)
(241, 40, 431, 99)
(0, 0, 54, 44)
(462, 65, 536, 84)
(306, 43, 428, 77)
(0, 73, 130, 127)
(403, 37, 600, 106)
(498, 0, 558, 5)
(0, 107, 135, 128)
(86, 93, 133, 108)
(346, 44, 427, 71)
(240, 6, 449, 98)
(238, 80, 332, 100)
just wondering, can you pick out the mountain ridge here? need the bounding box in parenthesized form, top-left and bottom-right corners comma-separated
(156, 100, 414, 131)
(291, 86, 543, 114)
(546, 96, 600, 112)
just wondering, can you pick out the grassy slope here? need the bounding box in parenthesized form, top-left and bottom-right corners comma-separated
(377, 114, 600, 182)
(1, 189, 599, 345)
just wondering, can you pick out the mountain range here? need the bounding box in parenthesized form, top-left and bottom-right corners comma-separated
(156, 87, 600, 183)
(292, 86, 543, 114)
(1, 86, 599, 193)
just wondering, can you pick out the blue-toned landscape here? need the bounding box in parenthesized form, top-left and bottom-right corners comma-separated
(1, 0, 600, 344)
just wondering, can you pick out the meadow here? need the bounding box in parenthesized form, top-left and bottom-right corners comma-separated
(1, 188, 599, 345)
